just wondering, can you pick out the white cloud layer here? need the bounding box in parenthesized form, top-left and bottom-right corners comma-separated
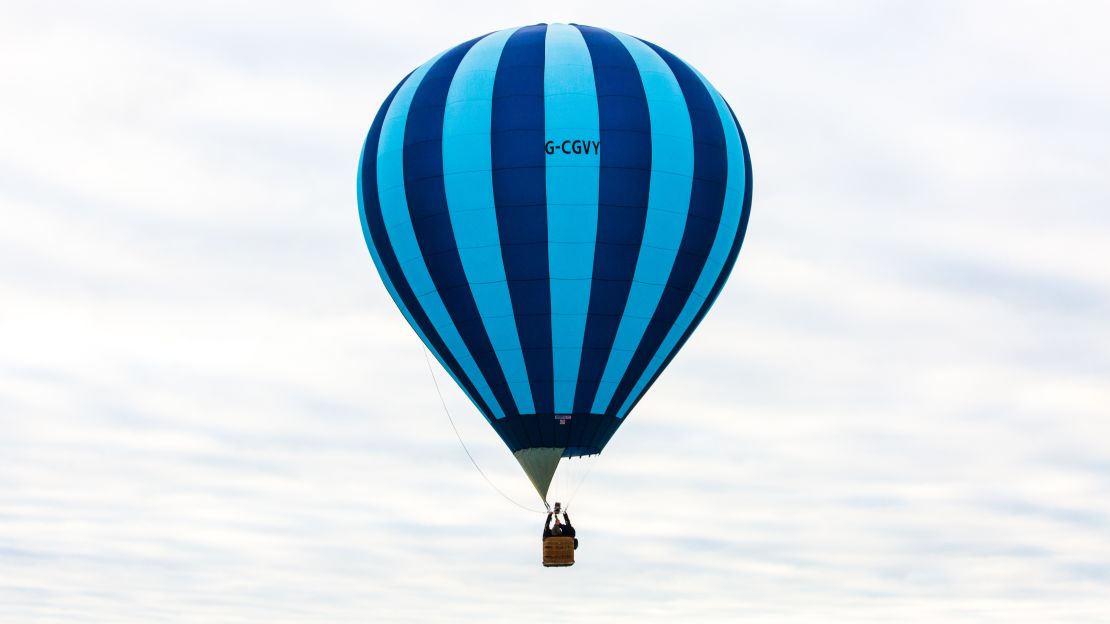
(2, 0, 1109, 621)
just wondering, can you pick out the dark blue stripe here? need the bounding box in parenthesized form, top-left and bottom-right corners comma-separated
(621, 102, 753, 416)
(359, 76, 498, 421)
(700, 104, 753, 315)
(603, 42, 730, 415)
(401, 37, 521, 417)
(571, 25, 652, 415)
(491, 24, 554, 416)
(403, 36, 521, 417)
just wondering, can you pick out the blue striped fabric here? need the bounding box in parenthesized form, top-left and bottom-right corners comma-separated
(358, 24, 752, 457)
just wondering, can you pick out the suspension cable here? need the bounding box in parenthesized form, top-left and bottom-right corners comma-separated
(563, 451, 603, 512)
(421, 346, 549, 514)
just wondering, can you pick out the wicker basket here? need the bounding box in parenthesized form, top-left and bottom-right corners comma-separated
(542, 536, 576, 567)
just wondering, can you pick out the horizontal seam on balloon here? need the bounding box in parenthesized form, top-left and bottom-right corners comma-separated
(400, 251, 708, 268)
(462, 308, 659, 317)
(384, 207, 722, 232)
(407, 278, 710, 297)
(388, 239, 710, 256)
(375, 169, 727, 191)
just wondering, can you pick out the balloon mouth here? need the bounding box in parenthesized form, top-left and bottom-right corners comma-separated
(514, 447, 602, 503)
(514, 448, 564, 501)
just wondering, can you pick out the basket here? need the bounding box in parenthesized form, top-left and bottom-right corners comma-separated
(542, 536, 575, 567)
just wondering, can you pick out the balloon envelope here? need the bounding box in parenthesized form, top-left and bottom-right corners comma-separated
(358, 24, 752, 498)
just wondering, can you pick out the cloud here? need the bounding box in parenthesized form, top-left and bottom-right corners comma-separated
(1, 0, 1108, 621)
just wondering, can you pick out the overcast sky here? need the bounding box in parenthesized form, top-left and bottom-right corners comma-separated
(2, 1, 1109, 621)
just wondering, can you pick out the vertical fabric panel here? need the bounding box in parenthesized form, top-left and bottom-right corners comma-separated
(359, 68, 497, 421)
(603, 40, 730, 417)
(589, 31, 694, 414)
(570, 25, 653, 417)
(377, 47, 506, 419)
(614, 47, 746, 418)
(492, 24, 554, 419)
(619, 98, 752, 417)
(543, 23, 601, 414)
(442, 28, 536, 414)
(403, 36, 524, 418)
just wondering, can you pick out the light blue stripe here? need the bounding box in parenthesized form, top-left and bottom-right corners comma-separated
(590, 32, 694, 414)
(358, 129, 486, 415)
(376, 50, 506, 419)
(544, 24, 600, 414)
(616, 70, 747, 418)
(441, 28, 536, 414)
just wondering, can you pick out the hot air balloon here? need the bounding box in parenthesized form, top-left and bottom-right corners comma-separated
(357, 23, 752, 506)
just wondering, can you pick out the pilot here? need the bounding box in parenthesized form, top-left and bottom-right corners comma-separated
(543, 506, 578, 550)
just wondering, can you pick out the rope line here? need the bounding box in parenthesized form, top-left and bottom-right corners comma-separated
(420, 346, 548, 514)
(563, 451, 603, 512)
